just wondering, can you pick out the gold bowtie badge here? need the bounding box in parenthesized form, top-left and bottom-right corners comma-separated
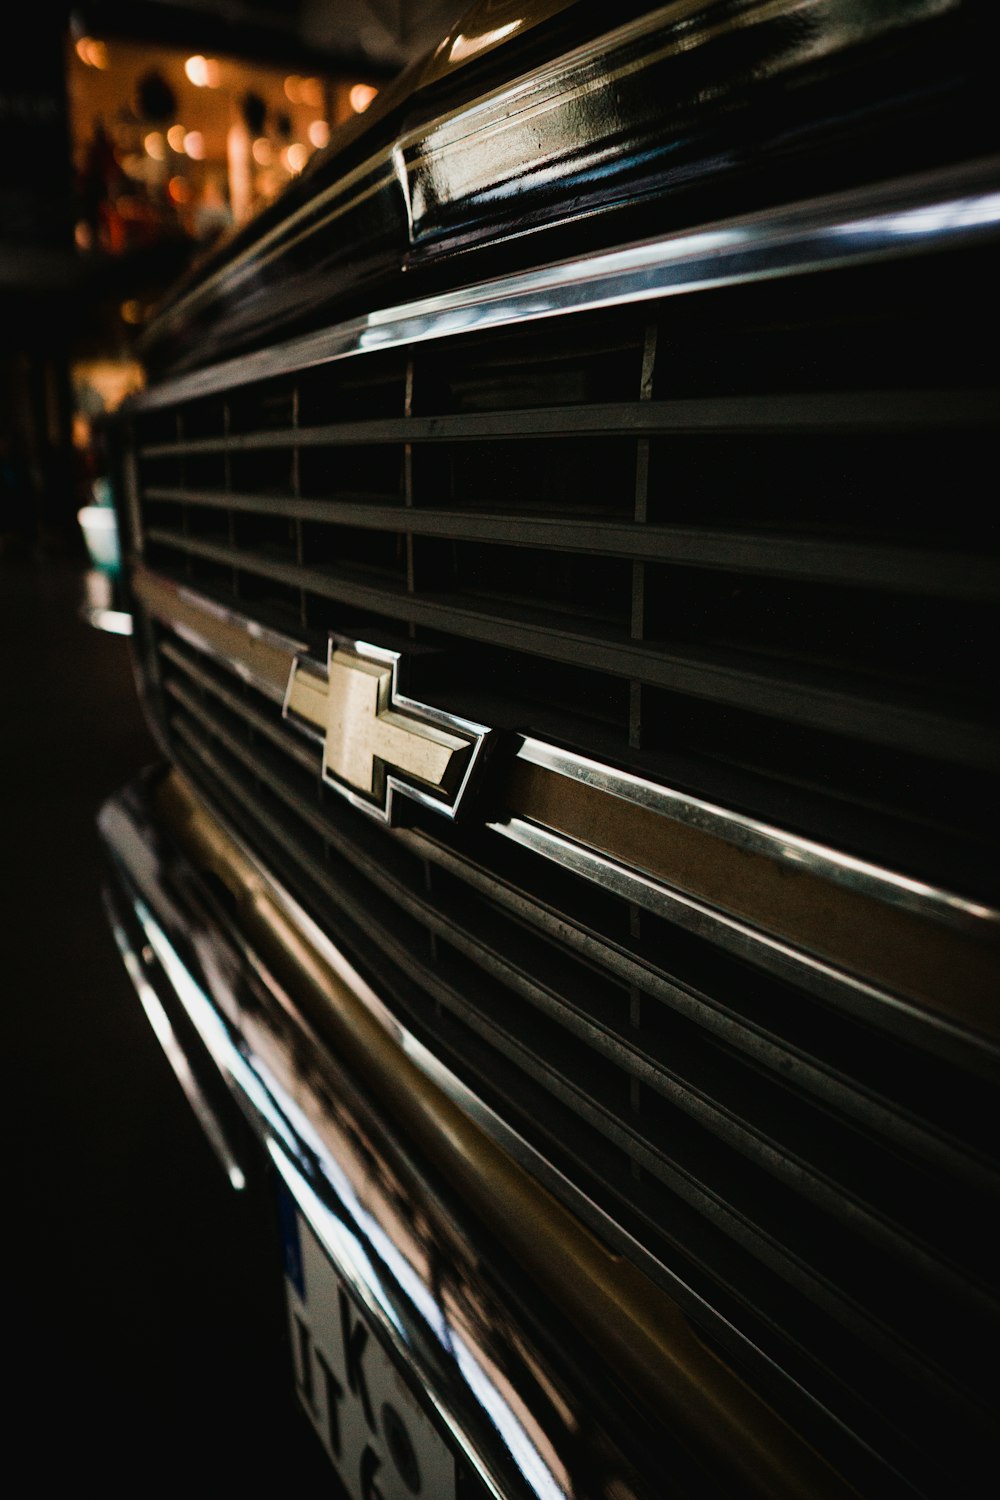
(283, 642, 484, 820)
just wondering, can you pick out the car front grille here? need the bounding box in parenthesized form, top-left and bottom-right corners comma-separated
(123, 199, 999, 1498)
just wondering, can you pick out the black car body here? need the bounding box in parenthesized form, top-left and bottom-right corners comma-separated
(100, 4, 1000, 1496)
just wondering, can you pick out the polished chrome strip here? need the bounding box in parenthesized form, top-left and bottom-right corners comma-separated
(103, 888, 247, 1191)
(138, 565, 1000, 949)
(168, 619, 300, 703)
(130, 155, 1000, 413)
(142, 152, 397, 342)
(109, 769, 858, 1497)
(516, 738, 999, 937)
(104, 873, 524, 1498)
(175, 584, 307, 670)
(490, 814, 1000, 1060)
(133, 565, 305, 703)
(145, 0, 967, 347)
(176, 777, 836, 1408)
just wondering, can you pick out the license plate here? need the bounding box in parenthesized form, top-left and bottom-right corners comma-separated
(279, 1189, 456, 1499)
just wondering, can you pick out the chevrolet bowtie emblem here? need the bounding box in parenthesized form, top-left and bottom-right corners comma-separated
(282, 637, 489, 822)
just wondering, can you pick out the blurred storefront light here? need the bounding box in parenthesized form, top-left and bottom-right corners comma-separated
(300, 77, 324, 108)
(67, 34, 378, 252)
(349, 83, 378, 113)
(76, 37, 109, 69)
(185, 55, 220, 88)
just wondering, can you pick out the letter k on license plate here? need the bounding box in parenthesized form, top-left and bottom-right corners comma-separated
(279, 1192, 456, 1498)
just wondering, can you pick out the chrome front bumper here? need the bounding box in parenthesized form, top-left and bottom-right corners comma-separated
(100, 769, 649, 1500)
(98, 768, 852, 1500)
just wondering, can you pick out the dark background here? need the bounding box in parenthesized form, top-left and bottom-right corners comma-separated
(0, 556, 338, 1482)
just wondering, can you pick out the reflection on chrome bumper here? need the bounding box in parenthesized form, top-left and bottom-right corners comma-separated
(80, 568, 132, 636)
(98, 769, 852, 1500)
(100, 771, 637, 1500)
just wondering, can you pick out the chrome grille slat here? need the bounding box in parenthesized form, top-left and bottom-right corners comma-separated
(145, 536, 997, 770)
(159, 625, 997, 1194)
(144, 486, 1000, 598)
(406, 825, 999, 1191)
(160, 643, 318, 771)
(164, 714, 983, 1326)
(138, 387, 999, 457)
(163, 717, 996, 1446)
(160, 680, 997, 1311)
(166, 686, 997, 1487)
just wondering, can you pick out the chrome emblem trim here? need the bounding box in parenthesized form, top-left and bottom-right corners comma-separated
(283, 635, 490, 822)
(134, 568, 999, 943)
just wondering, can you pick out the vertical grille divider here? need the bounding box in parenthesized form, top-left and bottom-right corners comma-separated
(630, 323, 657, 752)
(406, 352, 439, 973)
(291, 380, 306, 628)
(177, 409, 192, 583)
(223, 398, 238, 601)
(628, 904, 645, 1179)
(122, 420, 143, 555)
(627, 323, 658, 1159)
(404, 354, 417, 639)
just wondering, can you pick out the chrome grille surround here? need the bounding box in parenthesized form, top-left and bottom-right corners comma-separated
(119, 161, 1000, 1499)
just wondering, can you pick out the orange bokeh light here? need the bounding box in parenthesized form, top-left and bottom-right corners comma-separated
(349, 84, 378, 114)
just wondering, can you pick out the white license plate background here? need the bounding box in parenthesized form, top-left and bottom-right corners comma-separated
(281, 1198, 456, 1500)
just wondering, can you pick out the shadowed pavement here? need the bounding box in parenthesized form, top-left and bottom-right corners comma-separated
(1, 553, 335, 1486)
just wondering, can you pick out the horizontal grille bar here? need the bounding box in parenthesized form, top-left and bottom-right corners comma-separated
(168, 693, 995, 1311)
(160, 675, 998, 1487)
(154, 622, 994, 1042)
(144, 531, 998, 771)
(144, 487, 1000, 599)
(158, 641, 998, 1264)
(130, 157, 1000, 414)
(139, 388, 999, 458)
